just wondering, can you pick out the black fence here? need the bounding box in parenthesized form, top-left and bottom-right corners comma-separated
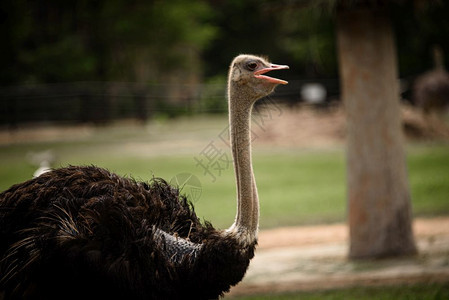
(0, 79, 341, 127)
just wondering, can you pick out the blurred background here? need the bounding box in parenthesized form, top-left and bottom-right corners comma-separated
(1, 0, 449, 299)
(2, 0, 449, 123)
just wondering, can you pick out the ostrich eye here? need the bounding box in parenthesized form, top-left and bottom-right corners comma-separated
(245, 61, 258, 71)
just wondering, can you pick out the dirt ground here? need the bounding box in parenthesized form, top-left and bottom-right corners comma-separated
(228, 217, 449, 297)
(251, 103, 449, 148)
(1, 103, 448, 147)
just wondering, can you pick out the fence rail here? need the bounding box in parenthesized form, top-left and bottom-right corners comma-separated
(0, 79, 340, 127)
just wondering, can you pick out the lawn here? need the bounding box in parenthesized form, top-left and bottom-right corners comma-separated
(0, 117, 448, 229)
(233, 283, 449, 300)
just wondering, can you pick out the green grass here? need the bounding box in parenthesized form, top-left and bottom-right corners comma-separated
(0, 119, 448, 229)
(254, 150, 347, 227)
(233, 283, 449, 300)
(408, 145, 449, 216)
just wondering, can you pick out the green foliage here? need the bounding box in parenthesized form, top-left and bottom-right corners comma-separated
(278, 6, 338, 77)
(20, 35, 97, 82)
(0, 0, 217, 84)
(2, 0, 449, 91)
(392, 1, 449, 76)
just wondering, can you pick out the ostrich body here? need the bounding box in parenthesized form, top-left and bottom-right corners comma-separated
(0, 55, 288, 300)
(414, 69, 449, 115)
(414, 46, 449, 117)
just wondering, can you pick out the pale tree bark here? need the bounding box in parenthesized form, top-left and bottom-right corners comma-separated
(336, 7, 417, 259)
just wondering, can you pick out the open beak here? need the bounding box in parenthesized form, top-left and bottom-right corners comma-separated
(254, 64, 289, 85)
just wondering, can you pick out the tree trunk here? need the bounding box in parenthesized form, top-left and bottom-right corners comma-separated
(336, 8, 417, 259)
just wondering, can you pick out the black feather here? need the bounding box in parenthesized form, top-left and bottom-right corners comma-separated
(0, 166, 255, 300)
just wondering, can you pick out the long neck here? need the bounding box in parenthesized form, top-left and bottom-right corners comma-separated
(226, 85, 259, 244)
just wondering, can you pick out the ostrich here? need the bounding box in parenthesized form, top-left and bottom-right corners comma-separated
(0, 55, 288, 300)
(413, 46, 449, 119)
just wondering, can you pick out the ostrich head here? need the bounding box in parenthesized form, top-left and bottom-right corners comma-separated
(228, 54, 289, 103)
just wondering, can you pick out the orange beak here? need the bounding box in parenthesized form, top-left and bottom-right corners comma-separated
(254, 64, 289, 85)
